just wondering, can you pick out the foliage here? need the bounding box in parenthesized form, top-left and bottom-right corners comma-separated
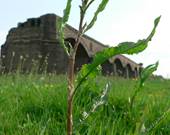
(84, 0, 109, 32)
(58, 0, 161, 134)
(0, 75, 169, 134)
(58, 0, 112, 134)
(140, 61, 159, 87)
(58, 0, 72, 55)
(76, 16, 161, 92)
(130, 62, 159, 110)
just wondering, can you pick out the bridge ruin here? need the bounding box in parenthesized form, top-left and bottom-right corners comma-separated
(1, 14, 143, 78)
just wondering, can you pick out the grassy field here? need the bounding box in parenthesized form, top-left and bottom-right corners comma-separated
(0, 74, 169, 135)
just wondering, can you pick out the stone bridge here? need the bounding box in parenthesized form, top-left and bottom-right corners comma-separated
(1, 14, 142, 78)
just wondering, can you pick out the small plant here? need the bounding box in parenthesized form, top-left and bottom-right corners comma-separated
(130, 61, 159, 110)
(58, 0, 161, 134)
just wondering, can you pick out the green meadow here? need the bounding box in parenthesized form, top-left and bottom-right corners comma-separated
(0, 74, 169, 135)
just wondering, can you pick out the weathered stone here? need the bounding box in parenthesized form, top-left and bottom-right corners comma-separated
(1, 14, 142, 78)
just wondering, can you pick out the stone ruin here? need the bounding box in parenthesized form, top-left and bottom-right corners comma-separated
(1, 14, 143, 78)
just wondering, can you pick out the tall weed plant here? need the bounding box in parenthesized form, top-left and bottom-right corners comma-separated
(58, 0, 161, 134)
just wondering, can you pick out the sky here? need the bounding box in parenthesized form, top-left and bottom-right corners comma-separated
(0, 0, 169, 77)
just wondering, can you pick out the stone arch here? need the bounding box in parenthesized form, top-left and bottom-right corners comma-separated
(113, 58, 125, 77)
(65, 38, 91, 71)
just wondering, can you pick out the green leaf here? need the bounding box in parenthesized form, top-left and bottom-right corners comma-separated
(147, 107, 170, 133)
(62, 0, 72, 25)
(78, 64, 101, 80)
(147, 16, 161, 42)
(129, 62, 159, 110)
(57, 0, 72, 55)
(75, 16, 161, 91)
(84, 0, 109, 32)
(140, 61, 159, 87)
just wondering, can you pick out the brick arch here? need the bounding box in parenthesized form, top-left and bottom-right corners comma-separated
(65, 38, 91, 71)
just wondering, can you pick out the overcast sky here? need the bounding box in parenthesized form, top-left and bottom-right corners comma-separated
(0, 0, 169, 77)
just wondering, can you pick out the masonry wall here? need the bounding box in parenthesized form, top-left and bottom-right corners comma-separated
(1, 14, 142, 78)
(1, 14, 67, 73)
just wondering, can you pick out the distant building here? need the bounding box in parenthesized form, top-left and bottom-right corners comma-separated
(1, 14, 142, 78)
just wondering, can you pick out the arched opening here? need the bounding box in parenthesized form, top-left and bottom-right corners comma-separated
(101, 60, 113, 75)
(114, 58, 125, 77)
(75, 43, 91, 71)
(65, 38, 91, 71)
(65, 38, 75, 47)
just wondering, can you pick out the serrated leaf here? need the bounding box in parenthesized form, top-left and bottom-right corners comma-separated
(57, 0, 72, 55)
(140, 61, 159, 87)
(75, 16, 161, 91)
(84, 0, 109, 32)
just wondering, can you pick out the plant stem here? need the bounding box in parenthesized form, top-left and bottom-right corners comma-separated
(67, 33, 81, 135)
(67, 56, 75, 135)
(66, 2, 86, 134)
(67, 38, 82, 135)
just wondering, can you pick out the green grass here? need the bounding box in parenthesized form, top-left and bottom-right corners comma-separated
(0, 74, 169, 135)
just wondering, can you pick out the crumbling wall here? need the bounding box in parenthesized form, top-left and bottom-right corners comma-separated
(1, 14, 66, 73)
(1, 13, 142, 78)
